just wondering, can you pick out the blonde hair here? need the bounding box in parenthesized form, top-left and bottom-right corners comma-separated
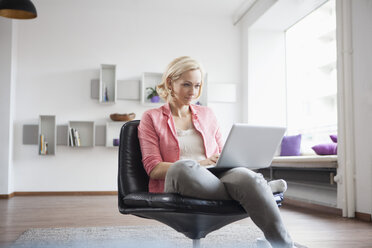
(157, 56, 204, 101)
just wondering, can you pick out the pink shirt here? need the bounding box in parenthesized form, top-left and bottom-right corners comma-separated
(138, 103, 223, 193)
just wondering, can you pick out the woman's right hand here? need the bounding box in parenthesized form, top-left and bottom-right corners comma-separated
(199, 154, 220, 166)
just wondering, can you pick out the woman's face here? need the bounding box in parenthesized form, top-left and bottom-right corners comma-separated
(170, 69, 202, 106)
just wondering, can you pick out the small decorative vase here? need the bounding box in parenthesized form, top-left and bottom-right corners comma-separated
(113, 138, 120, 146)
(151, 96, 160, 103)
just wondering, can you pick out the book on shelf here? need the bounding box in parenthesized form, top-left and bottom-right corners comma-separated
(39, 134, 42, 154)
(69, 128, 75, 146)
(69, 127, 81, 147)
(74, 129, 81, 147)
(39, 134, 48, 155)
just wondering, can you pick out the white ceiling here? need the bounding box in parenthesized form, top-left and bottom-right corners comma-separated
(187, 0, 248, 16)
(128, 0, 248, 18)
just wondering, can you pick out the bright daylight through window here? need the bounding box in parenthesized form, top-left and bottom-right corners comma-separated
(285, 0, 337, 154)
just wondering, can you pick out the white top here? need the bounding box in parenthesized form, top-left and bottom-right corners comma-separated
(176, 127, 207, 162)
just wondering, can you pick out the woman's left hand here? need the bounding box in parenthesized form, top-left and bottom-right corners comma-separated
(199, 154, 220, 166)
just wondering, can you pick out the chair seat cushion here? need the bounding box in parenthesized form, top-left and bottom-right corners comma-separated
(123, 192, 246, 214)
(123, 192, 283, 214)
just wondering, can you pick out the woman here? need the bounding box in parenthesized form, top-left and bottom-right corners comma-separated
(138, 56, 303, 248)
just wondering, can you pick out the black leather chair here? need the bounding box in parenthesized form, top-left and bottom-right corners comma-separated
(118, 120, 284, 247)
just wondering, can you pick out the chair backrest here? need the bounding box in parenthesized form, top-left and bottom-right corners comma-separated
(118, 120, 149, 200)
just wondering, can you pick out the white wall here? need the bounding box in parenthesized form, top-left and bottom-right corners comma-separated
(12, 0, 241, 191)
(239, 0, 278, 123)
(351, 0, 372, 215)
(247, 29, 286, 127)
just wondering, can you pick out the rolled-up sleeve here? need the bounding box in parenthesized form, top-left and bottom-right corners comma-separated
(138, 112, 163, 176)
(207, 108, 224, 153)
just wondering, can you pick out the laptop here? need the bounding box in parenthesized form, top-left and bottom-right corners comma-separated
(206, 123, 286, 171)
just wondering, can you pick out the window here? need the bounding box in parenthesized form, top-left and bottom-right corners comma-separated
(285, 0, 337, 154)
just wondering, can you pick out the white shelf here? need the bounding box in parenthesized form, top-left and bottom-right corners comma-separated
(106, 121, 126, 147)
(99, 64, 117, 103)
(68, 121, 95, 147)
(38, 115, 56, 155)
(141, 72, 165, 105)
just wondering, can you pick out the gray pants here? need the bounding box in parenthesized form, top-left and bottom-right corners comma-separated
(164, 159, 294, 248)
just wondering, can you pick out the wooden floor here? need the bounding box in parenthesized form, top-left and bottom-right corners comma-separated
(0, 195, 371, 247)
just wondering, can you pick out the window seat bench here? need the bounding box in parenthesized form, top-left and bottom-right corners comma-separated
(271, 155, 338, 168)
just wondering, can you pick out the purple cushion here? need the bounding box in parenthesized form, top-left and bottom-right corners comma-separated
(280, 134, 302, 156)
(330, 134, 337, 143)
(312, 143, 337, 155)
